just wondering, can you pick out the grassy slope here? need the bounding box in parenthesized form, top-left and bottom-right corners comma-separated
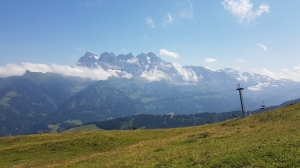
(1, 103, 300, 168)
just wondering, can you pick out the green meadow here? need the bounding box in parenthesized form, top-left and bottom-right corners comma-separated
(1, 102, 300, 167)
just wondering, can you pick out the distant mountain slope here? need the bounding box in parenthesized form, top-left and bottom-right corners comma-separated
(0, 71, 93, 136)
(32, 80, 146, 132)
(34, 76, 244, 133)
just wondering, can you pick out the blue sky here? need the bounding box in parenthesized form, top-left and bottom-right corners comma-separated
(0, 0, 300, 79)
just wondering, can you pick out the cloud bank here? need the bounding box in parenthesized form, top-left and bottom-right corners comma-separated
(0, 62, 199, 83)
(160, 49, 180, 58)
(248, 82, 270, 91)
(0, 63, 132, 80)
(222, 0, 270, 23)
(205, 58, 217, 63)
(140, 69, 170, 82)
(251, 67, 300, 82)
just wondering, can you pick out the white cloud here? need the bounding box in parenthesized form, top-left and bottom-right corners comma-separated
(237, 75, 248, 82)
(0, 63, 132, 80)
(160, 49, 180, 58)
(145, 17, 155, 28)
(278, 68, 300, 81)
(180, 3, 194, 19)
(256, 43, 268, 51)
(236, 59, 247, 63)
(248, 82, 270, 91)
(251, 68, 279, 79)
(205, 58, 217, 63)
(172, 63, 198, 82)
(0, 63, 29, 77)
(163, 12, 174, 26)
(140, 69, 170, 82)
(222, 0, 270, 23)
(251, 67, 300, 82)
(256, 3, 270, 16)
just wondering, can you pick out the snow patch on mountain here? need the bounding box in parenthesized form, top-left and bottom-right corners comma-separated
(159, 62, 172, 69)
(127, 57, 139, 64)
(147, 56, 151, 64)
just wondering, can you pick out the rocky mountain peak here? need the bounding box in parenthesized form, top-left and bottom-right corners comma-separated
(99, 52, 117, 64)
(76, 52, 99, 67)
(136, 53, 146, 59)
(84, 52, 94, 56)
(24, 69, 32, 75)
(136, 52, 162, 65)
(147, 52, 162, 63)
(74, 51, 297, 90)
(116, 53, 134, 61)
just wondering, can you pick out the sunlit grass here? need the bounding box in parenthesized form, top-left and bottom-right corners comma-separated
(1, 102, 300, 167)
(48, 124, 60, 133)
(64, 119, 83, 125)
(0, 91, 18, 106)
(63, 124, 101, 132)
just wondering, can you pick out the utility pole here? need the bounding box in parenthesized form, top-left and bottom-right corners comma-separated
(236, 84, 245, 118)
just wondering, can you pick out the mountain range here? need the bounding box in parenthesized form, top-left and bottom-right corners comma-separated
(0, 52, 299, 136)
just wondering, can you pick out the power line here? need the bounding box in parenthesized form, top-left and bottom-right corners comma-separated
(244, 88, 300, 109)
(226, 69, 300, 111)
(228, 87, 300, 112)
